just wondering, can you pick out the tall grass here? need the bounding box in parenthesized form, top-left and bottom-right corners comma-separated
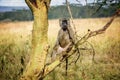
(0, 17, 120, 80)
(45, 38, 120, 80)
(0, 33, 31, 80)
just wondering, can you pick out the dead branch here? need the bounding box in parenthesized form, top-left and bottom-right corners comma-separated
(92, 0, 107, 15)
(66, 0, 77, 35)
(76, 9, 120, 46)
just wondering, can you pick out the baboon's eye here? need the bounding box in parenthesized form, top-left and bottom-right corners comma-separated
(63, 21, 67, 24)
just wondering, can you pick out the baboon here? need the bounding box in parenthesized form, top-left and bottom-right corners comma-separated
(51, 18, 75, 61)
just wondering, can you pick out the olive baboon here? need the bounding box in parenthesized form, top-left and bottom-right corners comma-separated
(51, 18, 75, 61)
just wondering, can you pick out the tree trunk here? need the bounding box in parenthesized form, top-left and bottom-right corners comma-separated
(20, 0, 49, 80)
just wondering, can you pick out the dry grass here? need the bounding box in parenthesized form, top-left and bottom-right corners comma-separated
(0, 17, 120, 40)
(0, 17, 120, 80)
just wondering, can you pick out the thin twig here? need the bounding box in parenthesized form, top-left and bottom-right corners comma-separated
(66, 0, 77, 35)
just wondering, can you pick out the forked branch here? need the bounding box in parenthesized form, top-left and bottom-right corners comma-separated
(25, 0, 36, 11)
(25, 0, 51, 11)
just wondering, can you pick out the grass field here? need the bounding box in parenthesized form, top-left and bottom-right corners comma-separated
(0, 17, 120, 80)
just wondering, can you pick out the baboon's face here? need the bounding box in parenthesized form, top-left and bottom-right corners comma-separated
(61, 20, 68, 31)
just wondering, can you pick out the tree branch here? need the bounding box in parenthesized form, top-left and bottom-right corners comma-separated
(66, 0, 73, 19)
(43, 49, 75, 77)
(76, 9, 120, 45)
(36, 0, 51, 10)
(66, 0, 78, 39)
(89, 11, 119, 37)
(45, 0, 51, 7)
(25, 0, 36, 11)
(36, 0, 41, 8)
(76, 0, 80, 3)
(43, 60, 60, 77)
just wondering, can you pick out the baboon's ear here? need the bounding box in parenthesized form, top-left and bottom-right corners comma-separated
(59, 19, 62, 27)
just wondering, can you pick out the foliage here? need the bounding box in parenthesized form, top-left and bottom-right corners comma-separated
(0, 2, 119, 21)
(0, 10, 33, 21)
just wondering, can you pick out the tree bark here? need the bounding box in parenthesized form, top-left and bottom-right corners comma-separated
(20, 0, 50, 80)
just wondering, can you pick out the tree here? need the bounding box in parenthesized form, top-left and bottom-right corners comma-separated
(20, 0, 120, 80)
(20, 0, 52, 80)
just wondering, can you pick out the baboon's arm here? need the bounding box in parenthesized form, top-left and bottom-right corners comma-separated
(52, 30, 62, 50)
(67, 27, 76, 43)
